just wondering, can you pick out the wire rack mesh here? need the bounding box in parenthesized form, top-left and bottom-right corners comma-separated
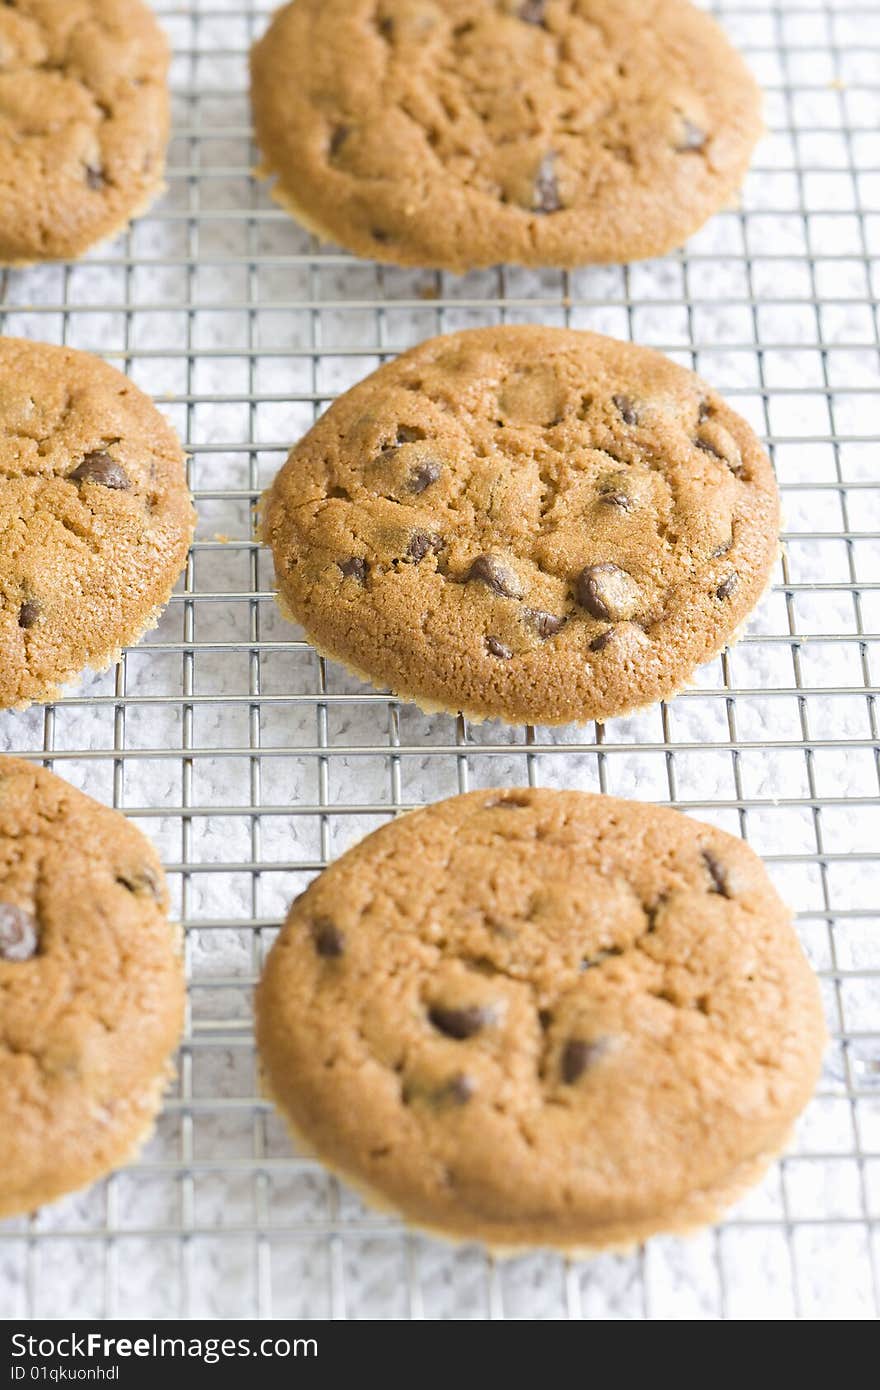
(0, 0, 879, 1320)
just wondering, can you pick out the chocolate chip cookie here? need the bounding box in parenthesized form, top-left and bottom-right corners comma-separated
(0, 336, 194, 710)
(0, 0, 171, 265)
(0, 756, 184, 1220)
(257, 788, 826, 1252)
(262, 325, 779, 726)
(250, 0, 762, 270)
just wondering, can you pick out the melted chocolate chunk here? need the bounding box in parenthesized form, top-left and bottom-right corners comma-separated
(695, 432, 744, 477)
(69, 451, 130, 489)
(517, 0, 547, 22)
(466, 554, 524, 599)
(716, 573, 738, 600)
(409, 458, 442, 493)
(582, 946, 621, 970)
(599, 490, 635, 512)
(18, 599, 40, 629)
(116, 866, 161, 900)
(589, 628, 615, 653)
(447, 1073, 475, 1104)
(0, 903, 38, 962)
(702, 850, 732, 898)
(575, 563, 639, 622)
(694, 436, 724, 461)
(396, 425, 426, 445)
(313, 920, 345, 958)
(612, 394, 639, 426)
(561, 1038, 606, 1084)
(329, 125, 350, 158)
(407, 529, 443, 563)
(523, 607, 566, 639)
(428, 1004, 491, 1040)
(676, 118, 707, 152)
(339, 557, 368, 583)
(85, 165, 105, 190)
(486, 635, 512, 659)
(534, 152, 561, 213)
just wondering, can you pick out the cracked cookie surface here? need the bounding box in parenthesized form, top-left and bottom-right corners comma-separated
(257, 788, 826, 1251)
(0, 756, 184, 1220)
(262, 325, 779, 725)
(250, 0, 762, 270)
(0, 0, 170, 265)
(0, 336, 194, 710)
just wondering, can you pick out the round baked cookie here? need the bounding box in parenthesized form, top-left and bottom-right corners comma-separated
(0, 336, 194, 710)
(0, 756, 184, 1220)
(0, 0, 171, 265)
(257, 788, 825, 1252)
(250, 0, 762, 271)
(262, 325, 780, 726)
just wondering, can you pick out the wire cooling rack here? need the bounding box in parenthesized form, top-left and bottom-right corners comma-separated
(0, 0, 879, 1321)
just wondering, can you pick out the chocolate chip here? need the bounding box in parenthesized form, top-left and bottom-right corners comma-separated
(589, 628, 615, 653)
(18, 599, 40, 629)
(694, 436, 724, 461)
(447, 1073, 475, 1104)
(676, 118, 707, 152)
(561, 1038, 605, 1084)
(329, 125, 350, 158)
(486, 635, 512, 659)
(710, 539, 732, 559)
(339, 557, 368, 583)
(599, 491, 634, 512)
(407, 529, 443, 562)
(702, 850, 732, 898)
(396, 425, 426, 445)
(428, 1004, 491, 1040)
(694, 432, 744, 477)
(575, 563, 640, 622)
(517, 0, 547, 22)
(409, 458, 442, 493)
(466, 554, 524, 599)
(698, 399, 713, 423)
(313, 920, 345, 958)
(644, 897, 664, 932)
(613, 394, 639, 426)
(523, 607, 566, 639)
(116, 867, 161, 900)
(0, 903, 38, 962)
(85, 165, 105, 190)
(372, 227, 391, 244)
(582, 947, 621, 970)
(69, 451, 130, 489)
(533, 152, 561, 213)
(716, 573, 738, 600)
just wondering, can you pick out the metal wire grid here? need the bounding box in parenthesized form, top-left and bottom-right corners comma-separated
(0, 0, 877, 1319)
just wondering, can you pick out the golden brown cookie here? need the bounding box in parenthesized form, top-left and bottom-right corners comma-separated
(0, 336, 194, 710)
(262, 326, 779, 726)
(250, 0, 762, 270)
(0, 0, 171, 266)
(0, 756, 184, 1221)
(257, 788, 826, 1253)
